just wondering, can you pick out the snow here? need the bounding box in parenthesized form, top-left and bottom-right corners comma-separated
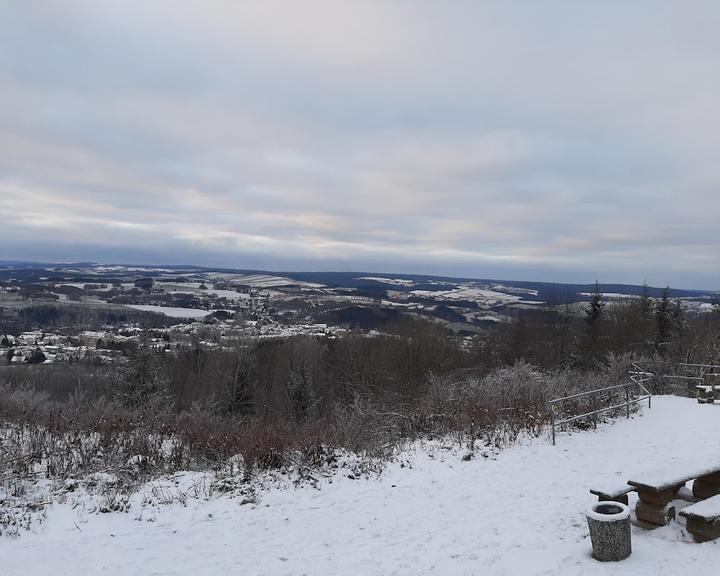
(357, 276, 416, 287)
(206, 273, 324, 289)
(2, 396, 719, 575)
(411, 284, 537, 305)
(56, 282, 112, 291)
(679, 495, 720, 519)
(628, 460, 720, 493)
(696, 385, 720, 392)
(589, 478, 634, 499)
(124, 305, 214, 318)
(586, 501, 630, 522)
(580, 292, 635, 299)
(160, 287, 251, 301)
(207, 289, 251, 300)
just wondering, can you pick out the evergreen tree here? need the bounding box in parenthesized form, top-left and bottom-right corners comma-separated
(585, 282, 606, 326)
(639, 282, 652, 318)
(27, 347, 47, 364)
(581, 282, 606, 366)
(115, 347, 170, 410)
(670, 297, 684, 327)
(629, 281, 654, 351)
(654, 287, 671, 355)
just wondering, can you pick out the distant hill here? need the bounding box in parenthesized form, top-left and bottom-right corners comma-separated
(0, 262, 716, 302)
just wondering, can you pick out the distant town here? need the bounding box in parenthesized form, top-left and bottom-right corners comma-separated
(1, 262, 716, 366)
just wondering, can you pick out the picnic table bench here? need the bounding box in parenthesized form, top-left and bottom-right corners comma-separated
(627, 463, 720, 526)
(697, 373, 720, 403)
(589, 479, 635, 505)
(679, 494, 720, 542)
(696, 384, 720, 404)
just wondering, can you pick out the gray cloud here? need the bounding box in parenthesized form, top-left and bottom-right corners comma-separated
(1, 1, 719, 289)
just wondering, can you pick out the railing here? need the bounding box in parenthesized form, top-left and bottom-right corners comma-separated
(630, 360, 720, 395)
(549, 361, 720, 445)
(549, 372, 652, 446)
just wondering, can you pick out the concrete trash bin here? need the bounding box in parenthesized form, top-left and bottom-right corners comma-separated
(586, 501, 632, 561)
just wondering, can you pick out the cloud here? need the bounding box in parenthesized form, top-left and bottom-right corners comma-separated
(0, 1, 719, 289)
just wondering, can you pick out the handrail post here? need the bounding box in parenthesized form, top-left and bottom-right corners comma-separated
(625, 385, 630, 418)
(549, 367, 660, 445)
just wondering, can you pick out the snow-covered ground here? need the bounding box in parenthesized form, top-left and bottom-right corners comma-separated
(156, 286, 251, 301)
(205, 273, 325, 289)
(2, 396, 719, 575)
(124, 305, 216, 318)
(357, 276, 417, 287)
(411, 284, 539, 305)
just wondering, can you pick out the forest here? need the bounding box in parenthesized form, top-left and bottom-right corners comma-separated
(1, 288, 718, 482)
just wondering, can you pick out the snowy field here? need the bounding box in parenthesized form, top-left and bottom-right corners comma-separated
(410, 285, 538, 305)
(157, 286, 251, 302)
(2, 396, 719, 575)
(124, 305, 215, 318)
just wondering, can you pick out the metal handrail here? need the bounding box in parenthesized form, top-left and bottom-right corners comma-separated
(633, 360, 720, 391)
(633, 360, 720, 370)
(557, 395, 652, 427)
(550, 361, 719, 445)
(549, 374, 652, 445)
(548, 382, 638, 404)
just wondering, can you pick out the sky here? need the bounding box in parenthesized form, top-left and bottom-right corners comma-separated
(1, 1, 719, 290)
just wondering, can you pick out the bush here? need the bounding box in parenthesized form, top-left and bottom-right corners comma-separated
(0, 332, 653, 486)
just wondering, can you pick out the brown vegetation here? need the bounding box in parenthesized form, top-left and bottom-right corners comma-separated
(0, 296, 718, 486)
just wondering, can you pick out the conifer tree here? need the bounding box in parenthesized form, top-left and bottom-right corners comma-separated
(585, 282, 605, 326)
(654, 287, 671, 355)
(639, 282, 652, 318)
(581, 282, 606, 366)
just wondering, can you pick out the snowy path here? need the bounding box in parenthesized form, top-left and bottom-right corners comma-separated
(2, 396, 719, 575)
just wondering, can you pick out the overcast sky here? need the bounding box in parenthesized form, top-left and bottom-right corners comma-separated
(1, 1, 719, 289)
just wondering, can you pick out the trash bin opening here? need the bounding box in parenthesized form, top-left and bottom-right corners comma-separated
(596, 504, 623, 515)
(587, 501, 630, 522)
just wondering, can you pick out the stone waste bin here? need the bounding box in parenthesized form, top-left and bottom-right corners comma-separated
(586, 501, 632, 561)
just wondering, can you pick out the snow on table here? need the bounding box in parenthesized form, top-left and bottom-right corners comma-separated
(696, 385, 720, 392)
(2, 396, 720, 576)
(628, 461, 720, 493)
(589, 477, 634, 499)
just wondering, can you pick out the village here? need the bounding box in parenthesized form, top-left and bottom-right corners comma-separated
(1, 264, 717, 368)
(0, 270, 348, 365)
(0, 319, 343, 366)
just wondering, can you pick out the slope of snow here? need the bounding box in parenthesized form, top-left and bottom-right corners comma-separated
(411, 284, 536, 304)
(206, 273, 325, 289)
(207, 289, 251, 300)
(160, 287, 251, 301)
(124, 305, 214, 318)
(2, 396, 719, 575)
(357, 276, 417, 287)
